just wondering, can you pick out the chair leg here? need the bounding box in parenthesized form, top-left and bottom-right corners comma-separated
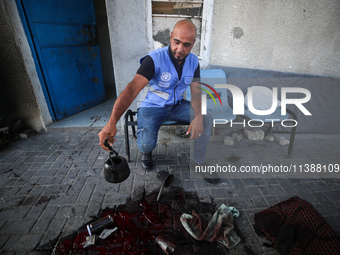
(124, 110, 132, 162)
(288, 126, 297, 156)
(265, 125, 272, 136)
(287, 109, 297, 157)
(130, 112, 137, 138)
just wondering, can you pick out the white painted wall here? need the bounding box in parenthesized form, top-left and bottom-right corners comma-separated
(105, 0, 150, 116)
(210, 0, 340, 78)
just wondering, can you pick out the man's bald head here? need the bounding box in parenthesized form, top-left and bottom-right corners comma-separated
(170, 19, 197, 63)
(173, 19, 197, 37)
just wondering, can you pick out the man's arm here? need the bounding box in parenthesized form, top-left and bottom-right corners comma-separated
(98, 74, 149, 151)
(187, 81, 204, 139)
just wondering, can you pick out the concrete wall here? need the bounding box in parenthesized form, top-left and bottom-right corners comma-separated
(0, 0, 51, 131)
(210, 0, 340, 79)
(105, 0, 150, 124)
(2, 0, 338, 133)
(94, 0, 115, 90)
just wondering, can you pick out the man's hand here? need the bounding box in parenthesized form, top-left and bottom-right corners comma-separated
(97, 74, 149, 151)
(187, 115, 203, 139)
(98, 123, 117, 151)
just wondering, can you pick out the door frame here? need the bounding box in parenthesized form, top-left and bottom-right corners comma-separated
(15, 0, 56, 121)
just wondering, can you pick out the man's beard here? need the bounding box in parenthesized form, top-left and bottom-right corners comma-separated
(170, 47, 186, 62)
(175, 55, 184, 61)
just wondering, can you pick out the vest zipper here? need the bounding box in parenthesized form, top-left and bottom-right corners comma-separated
(173, 80, 179, 105)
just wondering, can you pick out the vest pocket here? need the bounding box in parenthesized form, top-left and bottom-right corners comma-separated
(184, 76, 193, 85)
(145, 91, 167, 107)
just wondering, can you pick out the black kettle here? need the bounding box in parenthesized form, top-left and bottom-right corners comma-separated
(103, 140, 130, 183)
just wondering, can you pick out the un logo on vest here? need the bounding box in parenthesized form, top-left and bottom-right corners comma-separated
(160, 71, 171, 82)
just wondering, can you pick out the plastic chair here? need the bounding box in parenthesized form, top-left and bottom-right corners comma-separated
(199, 69, 236, 121)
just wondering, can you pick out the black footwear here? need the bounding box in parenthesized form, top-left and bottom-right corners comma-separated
(190, 161, 220, 184)
(141, 152, 153, 170)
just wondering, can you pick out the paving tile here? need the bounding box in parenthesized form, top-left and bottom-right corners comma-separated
(263, 195, 281, 207)
(313, 192, 339, 215)
(0, 131, 339, 254)
(118, 174, 134, 193)
(61, 169, 80, 185)
(76, 184, 95, 205)
(31, 217, 52, 234)
(0, 206, 30, 221)
(25, 203, 48, 220)
(246, 187, 269, 208)
(0, 234, 11, 250)
(86, 193, 105, 216)
(2, 233, 43, 253)
(39, 218, 67, 246)
(67, 175, 88, 194)
(1, 219, 36, 235)
(227, 197, 255, 210)
(55, 205, 87, 219)
(300, 180, 330, 192)
(209, 187, 235, 199)
(0, 196, 25, 209)
(32, 169, 58, 178)
(257, 185, 285, 196)
(0, 187, 20, 197)
(38, 176, 63, 186)
(48, 193, 79, 206)
(62, 217, 88, 236)
(323, 190, 340, 202)
(43, 185, 71, 196)
(103, 193, 131, 206)
(93, 182, 120, 194)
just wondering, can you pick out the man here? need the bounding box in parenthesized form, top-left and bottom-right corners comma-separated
(98, 19, 219, 184)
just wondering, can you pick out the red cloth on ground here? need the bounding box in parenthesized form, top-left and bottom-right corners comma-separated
(254, 196, 340, 255)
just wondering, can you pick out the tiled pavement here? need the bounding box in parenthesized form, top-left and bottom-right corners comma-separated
(0, 128, 339, 254)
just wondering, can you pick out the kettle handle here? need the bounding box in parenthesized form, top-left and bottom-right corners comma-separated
(104, 139, 118, 157)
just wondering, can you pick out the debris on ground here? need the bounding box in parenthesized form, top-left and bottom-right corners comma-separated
(36, 187, 239, 254)
(273, 134, 290, 146)
(243, 128, 265, 141)
(224, 136, 234, 146)
(0, 118, 26, 151)
(231, 133, 243, 142)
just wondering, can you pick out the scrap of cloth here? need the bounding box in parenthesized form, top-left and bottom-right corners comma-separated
(254, 196, 340, 255)
(180, 204, 241, 249)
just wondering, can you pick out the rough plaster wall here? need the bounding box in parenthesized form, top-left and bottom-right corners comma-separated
(210, 0, 340, 78)
(105, 0, 149, 116)
(152, 17, 201, 56)
(0, 0, 50, 131)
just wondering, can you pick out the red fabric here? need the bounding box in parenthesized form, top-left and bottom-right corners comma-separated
(254, 196, 340, 255)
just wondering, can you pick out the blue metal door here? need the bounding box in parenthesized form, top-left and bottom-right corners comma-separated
(20, 0, 106, 120)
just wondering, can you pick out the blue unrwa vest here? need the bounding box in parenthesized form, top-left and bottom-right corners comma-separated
(140, 46, 199, 108)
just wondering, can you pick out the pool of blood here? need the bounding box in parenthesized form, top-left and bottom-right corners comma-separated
(38, 187, 229, 255)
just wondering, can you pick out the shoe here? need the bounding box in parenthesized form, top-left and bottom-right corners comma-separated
(190, 161, 220, 184)
(141, 152, 153, 170)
